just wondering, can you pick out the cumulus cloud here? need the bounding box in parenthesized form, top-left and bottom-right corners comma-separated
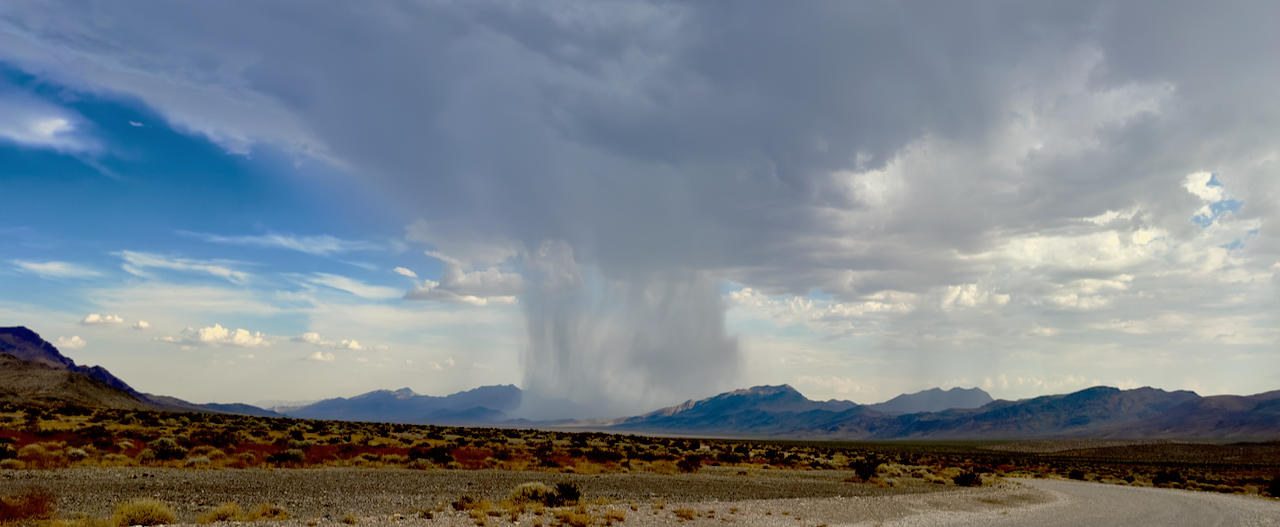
(291, 332, 363, 350)
(11, 260, 100, 279)
(79, 313, 124, 325)
(156, 324, 269, 348)
(305, 351, 335, 362)
(54, 335, 86, 350)
(131, 320, 151, 330)
(117, 251, 251, 284)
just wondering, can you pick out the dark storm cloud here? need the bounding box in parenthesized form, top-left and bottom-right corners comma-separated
(5, 0, 1277, 406)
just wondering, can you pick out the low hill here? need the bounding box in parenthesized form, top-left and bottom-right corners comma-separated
(0, 326, 279, 416)
(285, 385, 522, 424)
(0, 353, 151, 409)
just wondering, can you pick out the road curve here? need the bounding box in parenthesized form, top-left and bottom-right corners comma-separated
(886, 478, 1280, 527)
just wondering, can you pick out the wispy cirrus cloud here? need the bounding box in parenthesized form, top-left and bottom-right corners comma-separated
(116, 251, 251, 284)
(178, 231, 385, 256)
(306, 273, 401, 299)
(12, 260, 100, 279)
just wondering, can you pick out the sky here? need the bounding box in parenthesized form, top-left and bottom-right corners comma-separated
(1, 1, 1277, 418)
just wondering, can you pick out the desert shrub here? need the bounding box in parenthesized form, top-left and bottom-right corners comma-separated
(340, 513, 357, 524)
(407, 459, 436, 470)
(672, 509, 697, 520)
(66, 448, 90, 461)
(267, 449, 305, 465)
(189, 446, 227, 460)
(953, 470, 982, 487)
(552, 482, 582, 506)
(507, 482, 556, 506)
(408, 445, 454, 464)
(0, 459, 25, 470)
(147, 438, 187, 461)
(113, 498, 175, 526)
(554, 507, 593, 527)
(452, 495, 479, 511)
(1068, 469, 1086, 480)
(0, 492, 56, 523)
(676, 455, 705, 473)
(247, 503, 291, 521)
(198, 502, 245, 523)
(184, 456, 212, 468)
(717, 452, 745, 464)
(1268, 478, 1280, 498)
(0, 445, 16, 461)
(1152, 471, 1186, 487)
(846, 457, 881, 482)
(584, 448, 624, 463)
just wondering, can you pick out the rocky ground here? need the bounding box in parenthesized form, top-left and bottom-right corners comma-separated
(0, 466, 1055, 526)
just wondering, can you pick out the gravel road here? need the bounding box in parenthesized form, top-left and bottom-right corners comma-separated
(881, 478, 1280, 527)
(6, 468, 1274, 526)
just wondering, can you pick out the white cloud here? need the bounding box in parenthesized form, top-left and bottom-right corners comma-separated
(307, 273, 401, 299)
(131, 320, 151, 330)
(0, 92, 95, 152)
(79, 313, 124, 325)
(403, 262, 523, 305)
(179, 231, 384, 255)
(54, 336, 86, 350)
(306, 351, 335, 362)
(156, 324, 270, 348)
(11, 260, 100, 279)
(392, 267, 418, 278)
(291, 332, 364, 350)
(940, 284, 1011, 312)
(117, 251, 251, 284)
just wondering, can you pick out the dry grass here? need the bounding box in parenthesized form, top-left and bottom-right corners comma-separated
(603, 509, 627, 524)
(507, 482, 556, 506)
(554, 506, 593, 527)
(340, 513, 357, 524)
(0, 492, 56, 523)
(246, 503, 291, 521)
(112, 498, 175, 527)
(197, 502, 245, 523)
(671, 508, 697, 521)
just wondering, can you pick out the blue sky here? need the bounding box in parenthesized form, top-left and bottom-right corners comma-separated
(2, 1, 1278, 417)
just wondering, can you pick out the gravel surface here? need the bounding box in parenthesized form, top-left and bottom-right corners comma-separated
(884, 478, 1280, 527)
(0, 466, 956, 523)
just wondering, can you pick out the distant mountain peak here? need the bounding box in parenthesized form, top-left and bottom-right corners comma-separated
(392, 387, 418, 398)
(725, 384, 801, 397)
(860, 386, 995, 415)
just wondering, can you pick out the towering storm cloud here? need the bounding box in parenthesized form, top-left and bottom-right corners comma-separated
(4, 0, 1277, 406)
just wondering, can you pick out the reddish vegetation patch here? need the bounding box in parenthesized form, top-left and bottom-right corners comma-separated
(451, 448, 495, 469)
(0, 492, 56, 523)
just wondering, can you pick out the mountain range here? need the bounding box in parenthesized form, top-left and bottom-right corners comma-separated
(3, 326, 1278, 440)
